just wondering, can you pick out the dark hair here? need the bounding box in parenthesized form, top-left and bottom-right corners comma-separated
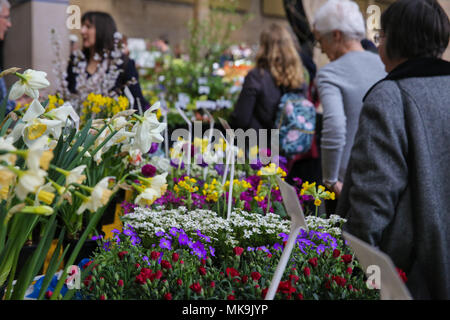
(381, 0, 450, 60)
(81, 11, 118, 58)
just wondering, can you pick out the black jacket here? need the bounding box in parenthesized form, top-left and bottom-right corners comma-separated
(231, 68, 282, 132)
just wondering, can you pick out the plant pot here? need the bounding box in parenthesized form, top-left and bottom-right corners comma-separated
(63, 239, 99, 266)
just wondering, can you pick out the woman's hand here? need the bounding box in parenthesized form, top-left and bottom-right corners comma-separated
(331, 181, 343, 198)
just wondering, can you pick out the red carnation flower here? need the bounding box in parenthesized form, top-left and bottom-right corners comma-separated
(227, 294, 235, 300)
(289, 274, 300, 283)
(190, 282, 202, 294)
(251, 271, 261, 281)
(226, 267, 240, 278)
(267, 254, 272, 258)
(150, 251, 160, 260)
(233, 247, 244, 256)
(172, 252, 179, 262)
(332, 249, 341, 258)
(161, 260, 172, 270)
(303, 267, 311, 277)
(262, 288, 268, 299)
(210, 281, 215, 288)
(296, 293, 304, 300)
(198, 266, 207, 276)
(325, 280, 331, 290)
(201, 259, 206, 265)
(135, 263, 140, 269)
(346, 267, 353, 275)
(177, 279, 183, 286)
(341, 254, 353, 264)
(118, 251, 129, 260)
(308, 257, 318, 268)
(278, 281, 296, 295)
(155, 270, 163, 279)
(45, 291, 53, 299)
(100, 295, 106, 300)
(164, 292, 173, 300)
(180, 260, 184, 264)
(347, 284, 353, 290)
(396, 268, 408, 283)
(117, 279, 124, 287)
(83, 275, 93, 287)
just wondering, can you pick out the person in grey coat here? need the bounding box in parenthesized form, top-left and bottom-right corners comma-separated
(337, 0, 450, 300)
(312, 0, 386, 208)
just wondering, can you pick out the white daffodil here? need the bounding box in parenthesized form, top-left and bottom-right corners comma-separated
(76, 177, 114, 215)
(8, 100, 62, 147)
(0, 136, 17, 166)
(46, 103, 80, 136)
(132, 102, 166, 153)
(134, 172, 168, 207)
(9, 69, 50, 100)
(66, 165, 87, 186)
(26, 136, 52, 172)
(15, 168, 47, 201)
(34, 182, 56, 206)
(134, 188, 160, 207)
(0, 168, 16, 200)
(112, 116, 128, 131)
(104, 127, 135, 154)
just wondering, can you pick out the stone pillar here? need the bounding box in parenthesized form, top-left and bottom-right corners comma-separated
(4, 0, 70, 94)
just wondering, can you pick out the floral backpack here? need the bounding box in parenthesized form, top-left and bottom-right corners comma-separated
(275, 91, 316, 157)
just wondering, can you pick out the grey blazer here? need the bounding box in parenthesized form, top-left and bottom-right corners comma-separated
(337, 58, 450, 300)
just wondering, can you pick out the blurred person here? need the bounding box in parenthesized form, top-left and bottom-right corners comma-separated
(231, 24, 306, 143)
(154, 34, 171, 54)
(313, 0, 386, 214)
(337, 0, 450, 299)
(67, 11, 148, 110)
(0, 0, 17, 114)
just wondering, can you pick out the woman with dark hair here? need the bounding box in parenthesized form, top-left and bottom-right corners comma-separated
(67, 11, 148, 110)
(337, 0, 450, 299)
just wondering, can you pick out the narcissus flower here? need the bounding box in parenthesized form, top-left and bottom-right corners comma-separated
(132, 102, 166, 153)
(9, 69, 50, 100)
(76, 177, 114, 215)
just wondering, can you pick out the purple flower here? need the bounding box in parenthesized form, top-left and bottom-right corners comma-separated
(159, 238, 172, 250)
(112, 229, 121, 235)
(169, 227, 179, 237)
(250, 158, 262, 171)
(247, 247, 255, 251)
(278, 233, 289, 241)
(170, 159, 185, 169)
(91, 235, 103, 241)
(178, 234, 189, 246)
(141, 164, 157, 178)
(214, 164, 225, 176)
(103, 241, 111, 252)
(155, 231, 165, 237)
(209, 246, 216, 257)
(273, 243, 283, 251)
(149, 142, 159, 154)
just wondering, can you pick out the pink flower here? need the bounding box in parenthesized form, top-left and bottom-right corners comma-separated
(285, 103, 294, 115)
(287, 130, 300, 142)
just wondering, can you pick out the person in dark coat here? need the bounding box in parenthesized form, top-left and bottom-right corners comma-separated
(67, 11, 148, 110)
(231, 23, 306, 142)
(337, 0, 450, 299)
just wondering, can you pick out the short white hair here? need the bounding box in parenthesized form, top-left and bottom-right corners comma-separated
(0, 0, 10, 10)
(313, 0, 366, 40)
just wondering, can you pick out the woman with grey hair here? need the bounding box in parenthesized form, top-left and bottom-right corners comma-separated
(337, 0, 450, 299)
(312, 0, 385, 213)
